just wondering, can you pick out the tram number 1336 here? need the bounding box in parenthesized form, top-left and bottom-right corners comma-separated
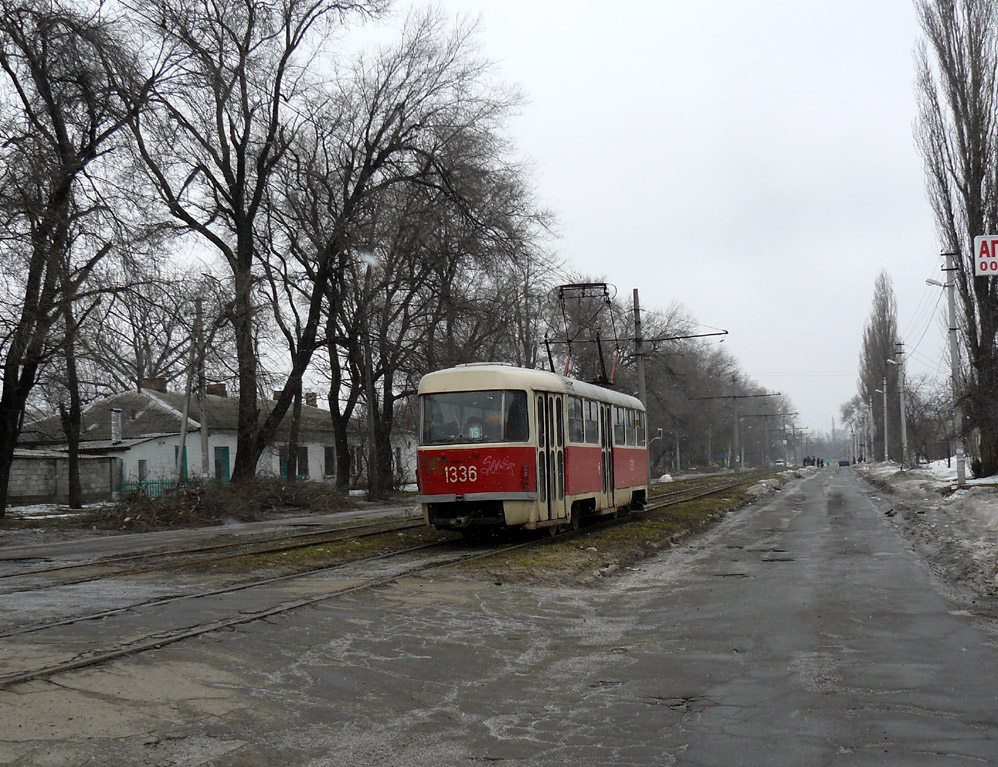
(444, 465, 478, 483)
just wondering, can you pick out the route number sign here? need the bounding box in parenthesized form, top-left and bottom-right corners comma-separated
(974, 235, 998, 275)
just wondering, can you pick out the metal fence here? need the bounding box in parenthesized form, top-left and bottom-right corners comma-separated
(119, 478, 177, 499)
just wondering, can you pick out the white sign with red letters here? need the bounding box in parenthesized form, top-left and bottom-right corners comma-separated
(974, 235, 998, 275)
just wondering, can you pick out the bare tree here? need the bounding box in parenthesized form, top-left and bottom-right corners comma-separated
(915, 0, 998, 475)
(70, 263, 227, 394)
(0, 0, 139, 515)
(265, 11, 527, 496)
(905, 374, 952, 462)
(856, 270, 900, 461)
(127, 0, 384, 480)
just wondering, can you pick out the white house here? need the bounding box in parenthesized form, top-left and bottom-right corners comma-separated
(19, 379, 417, 492)
(19, 381, 343, 487)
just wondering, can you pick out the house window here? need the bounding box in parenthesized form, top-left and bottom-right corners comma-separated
(137, 460, 148, 481)
(324, 446, 335, 477)
(279, 445, 310, 479)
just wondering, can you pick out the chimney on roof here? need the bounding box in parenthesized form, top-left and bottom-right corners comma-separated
(140, 377, 167, 393)
(111, 408, 122, 443)
(305, 392, 317, 407)
(206, 383, 227, 397)
(273, 390, 283, 401)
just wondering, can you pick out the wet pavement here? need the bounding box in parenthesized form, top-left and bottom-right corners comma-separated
(1, 468, 996, 765)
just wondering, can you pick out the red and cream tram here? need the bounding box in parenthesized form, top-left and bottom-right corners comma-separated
(416, 363, 648, 534)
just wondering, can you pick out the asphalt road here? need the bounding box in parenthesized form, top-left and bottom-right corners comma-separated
(2, 468, 996, 766)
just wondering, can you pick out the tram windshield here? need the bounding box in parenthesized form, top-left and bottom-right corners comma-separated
(421, 390, 529, 445)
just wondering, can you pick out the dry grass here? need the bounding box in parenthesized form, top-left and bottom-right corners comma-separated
(96, 479, 360, 532)
(462, 489, 752, 584)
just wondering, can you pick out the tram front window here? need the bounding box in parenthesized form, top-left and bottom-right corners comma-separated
(422, 390, 528, 445)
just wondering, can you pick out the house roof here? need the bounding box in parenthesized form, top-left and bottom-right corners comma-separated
(20, 389, 337, 447)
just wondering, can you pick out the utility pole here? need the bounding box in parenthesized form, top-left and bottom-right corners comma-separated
(195, 298, 210, 482)
(633, 289, 646, 408)
(867, 397, 874, 463)
(633, 288, 650, 486)
(942, 251, 967, 486)
(689, 391, 781, 471)
(176, 301, 200, 485)
(895, 341, 909, 469)
(878, 377, 888, 462)
(732, 378, 739, 471)
(740, 412, 796, 467)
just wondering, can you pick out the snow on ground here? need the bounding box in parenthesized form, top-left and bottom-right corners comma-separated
(857, 460, 998, 603)
(4, 503, 104, 519)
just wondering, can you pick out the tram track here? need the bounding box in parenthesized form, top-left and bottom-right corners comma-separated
(0, 516, 427, 594)
(643, 469, 777, 512)
(0, 534, 546, 689)
(0, 469, 786, 689)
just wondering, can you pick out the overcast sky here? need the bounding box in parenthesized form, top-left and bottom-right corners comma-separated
(396, 0, 947, 435)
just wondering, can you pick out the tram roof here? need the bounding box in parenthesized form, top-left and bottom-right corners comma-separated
(418, 364, 645, 411)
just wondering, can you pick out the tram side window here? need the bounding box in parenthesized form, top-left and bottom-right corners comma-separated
(636, 410, 646, 446)
(504, 391, 528, 441)
(625, 408, 636, 446)
(421, 390, 529, 445)
(536, 396, 545, 448)
(613, 407, 626, 445)
(556, 398, 564, 447)
(584, 400, 599, 444)
(567, 396, 585, 443)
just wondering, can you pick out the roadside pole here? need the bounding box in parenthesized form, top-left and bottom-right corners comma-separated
(894, 341, 909, 470)
(943, 251, 966, 486)
(633, 289, 648, 487)
(633, 288, 646, 409)
(196, 298, 210, 482)
(882, 377, 888, 462)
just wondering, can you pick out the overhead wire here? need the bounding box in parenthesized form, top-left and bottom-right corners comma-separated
(905, 289, 944, 360)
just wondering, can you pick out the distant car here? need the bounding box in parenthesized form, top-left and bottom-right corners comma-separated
(838, 460, 850, 467)
(773, 459, 786, 467)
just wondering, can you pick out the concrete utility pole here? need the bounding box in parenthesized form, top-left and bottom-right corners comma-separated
(867, 397, 874, 462)
(196, 298, 210, 482)
(633, 288, 650, 486)
(877, 378, 888, 462)
(176, 301, 201, 485)
(732, 379, 739, 470)
(942, 252, 967, 486)
(689, 391, 781, 470)
(633, 288, 646, 409)
(891, 342, 909, 469)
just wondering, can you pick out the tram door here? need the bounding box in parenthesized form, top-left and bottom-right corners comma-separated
(536, 393, 565, 522)
(600, 403, 615, 508)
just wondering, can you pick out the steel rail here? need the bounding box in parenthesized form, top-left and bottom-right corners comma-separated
(0, 515, 421, 579)
(0, 470, 785, 687)
(0, 520, 427, 594)
(0, 537, 543, 689)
